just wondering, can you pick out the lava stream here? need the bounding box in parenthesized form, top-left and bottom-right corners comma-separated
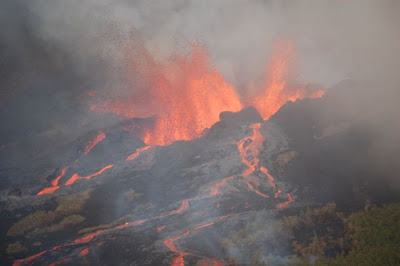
(13, 199, 191, 265)
(163, 217, 228, 266)
(83, 130, 105, 155)
(276, 192, 294, 209)
(65, 164, 114, 186)
(236, 123, 295, 208)
(126, 145, 152, 161)
(37, 166, 69, 195)
(247, 182, 269, 198)
(209, 176, 234, 196)
(78, 248, 89, 256)
(260, 166, 276, 189)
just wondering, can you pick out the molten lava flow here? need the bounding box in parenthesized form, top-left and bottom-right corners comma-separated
(197, 259, 223, 266)
(13, 251, 47, 266)
(83, 130, 105, 155)
(260, 166, 276, 189)
(209, 176, 234, 196)
(235, 122, 295, 208)
(126, 145, 152, 161)
(37, 166, 69, 195)
(163, 218, 226, 266)
(157, 225, 167, 233)
(237, 123, 264, 177)
(247, 182, 269, 198)
(65, 165, 114, 186)
(274, 189, 282, 199)
(158, 200, 189, 219)
(276, 192, 294, 209)
(79, 248, 89, 256)
(249, 40, 324, 120)
(48, 257, 70, 266)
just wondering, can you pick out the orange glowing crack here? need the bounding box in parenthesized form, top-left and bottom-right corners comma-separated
(163, 218, 226, 266)
(65, 164, 114, 186)
(260, 166, 276, 189)
(79, 248, 90, 256)
(276, 192, 294, 209)
(37, 166, 69, 195)
(126, 145, 152, 161)
(13, 251, 47, 266)
(83, 130, 106, 155)
(209, 176, 234, 196)
(274, 189, 282, 199)
(157, 225, 167, 233)
(247, 182, 269, 198)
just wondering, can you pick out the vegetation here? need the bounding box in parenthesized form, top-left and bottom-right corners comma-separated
(124, 189, 143, 201)
(28, 215, 86, 237)
(7, 210, 57, 237)
(6, 242, 27, 254)
(7, 190, 91, 237)
(275, 150, 298, 169)
(283, 202, 400, 265)
(54, 190, 91, 215)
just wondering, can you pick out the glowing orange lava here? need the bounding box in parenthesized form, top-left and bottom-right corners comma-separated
(65, 165, 114, 186)
(236, 122, 295, 208)
(79, 248, 89, 256)
(157, 225, 167, 233)
(37, 166, 68, 195)
(91, 42, 242, 146)
(249, 40, 324, 120)
(91, 39, 323, 146)
(126, 145, 152, 161)
(163, 219, 224, 266)
(237, 123, 264, 177)
(210, 176, 233, 196)
(83, 130, 105, 155)
(276, 192, 294, 209)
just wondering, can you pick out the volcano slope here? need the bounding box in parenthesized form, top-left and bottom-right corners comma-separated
(1, 85, 400, 265)
(1, 105, 297, 265)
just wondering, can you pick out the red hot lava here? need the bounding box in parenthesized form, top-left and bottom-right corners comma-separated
(126, 145, 152, 161)
(90, 39, 323, 146)
(79, 248, 90, 256)
(37, 166, 69, 195)
(65, 164, 114, 186)
(83, 130, 105, 155)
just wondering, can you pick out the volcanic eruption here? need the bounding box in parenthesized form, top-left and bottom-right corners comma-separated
(3, 2, 399, 266)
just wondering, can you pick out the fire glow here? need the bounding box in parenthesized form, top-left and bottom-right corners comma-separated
(83, 130, 105, 155)
(91, 39, 324, 146)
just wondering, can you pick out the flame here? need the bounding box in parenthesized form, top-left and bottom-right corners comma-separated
(92, 42, 242, 146)
(90, 39, 323, 145)
(83, 130, 105, 155)
(249, 40, 324, 120)
(65, 164, 114, 186)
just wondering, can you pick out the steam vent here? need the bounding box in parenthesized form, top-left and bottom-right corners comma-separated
(1, 1, 400, 265)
